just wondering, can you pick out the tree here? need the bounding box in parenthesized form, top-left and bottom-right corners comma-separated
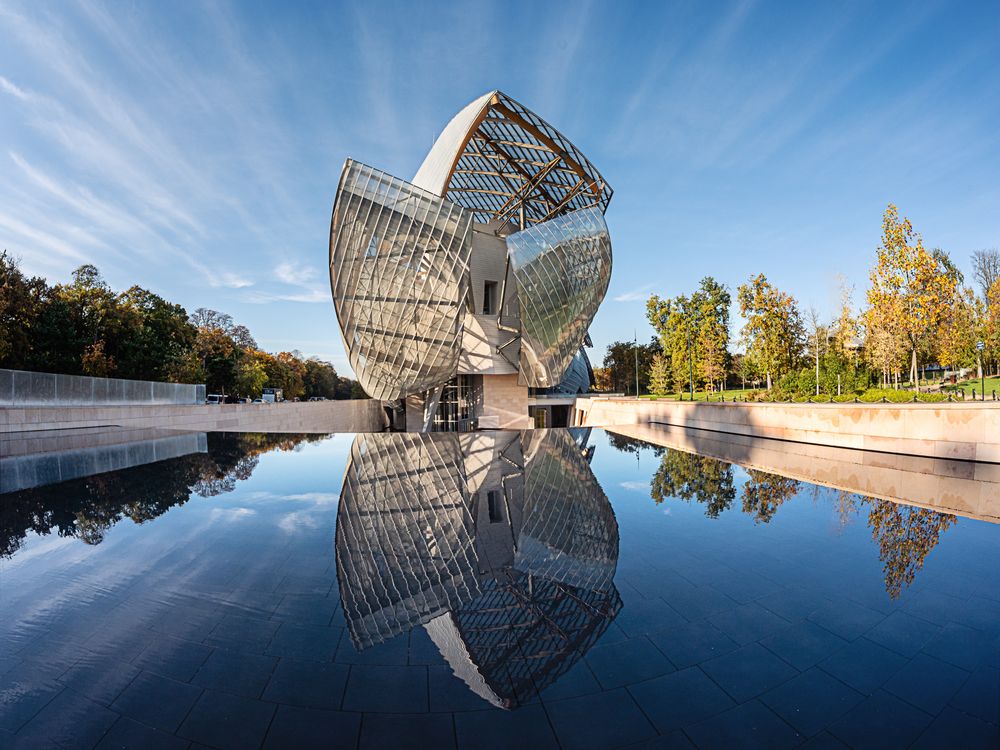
(736, 274, 804, 389)
(985, 278, 1000, 376)
(648, 353, 672, 395)
(865, 205, 957, 391)
(592, 367, 613, 392)
(806, 308, 828, 396)
(303, 358, 340, 399)
(0, 251, 45, 369)
(234, 350, 269, 398)
(602, 338, 661, 395)
(115, 286, 198, 382)
(647, 277, 731, 394)
(935, 287, 978, 376)
(695, 278, 731, 391)
(971, 248, 1000, 300)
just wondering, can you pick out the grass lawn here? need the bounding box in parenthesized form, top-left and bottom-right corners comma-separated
(944, 375, 1000, 398)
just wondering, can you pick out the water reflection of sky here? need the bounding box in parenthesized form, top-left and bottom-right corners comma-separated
(1, 429, 998, 749)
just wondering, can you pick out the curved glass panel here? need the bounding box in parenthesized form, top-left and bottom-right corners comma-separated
(334, 430, 621, 707)
(506, 208, 612, 387)
(334, 432, 478, 650)
(329, 161, 474, 400)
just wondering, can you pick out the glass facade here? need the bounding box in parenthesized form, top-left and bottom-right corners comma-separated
(329, 161, 473, 401)
(506, 207, 612, 387)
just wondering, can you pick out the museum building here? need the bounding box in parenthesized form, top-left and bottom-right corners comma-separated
(329, 91, 613, 430)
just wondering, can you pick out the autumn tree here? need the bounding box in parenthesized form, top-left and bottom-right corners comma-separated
(865, 205, 957, 391)
(736, 274, 804, 389)
(935, 287, 978, 376)
(986, 278, 1000, 376)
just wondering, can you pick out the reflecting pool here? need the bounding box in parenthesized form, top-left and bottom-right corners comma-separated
(1, 428, 998, 749)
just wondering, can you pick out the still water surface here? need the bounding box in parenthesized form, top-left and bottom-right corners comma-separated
(1, 429, 998, 749)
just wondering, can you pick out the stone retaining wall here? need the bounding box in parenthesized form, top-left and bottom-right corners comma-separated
(575, 397, 1000, 463)
(608, 423, 1000, 524)
(0, 399, 387, 435)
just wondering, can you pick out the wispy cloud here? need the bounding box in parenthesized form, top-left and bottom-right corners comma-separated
(275, 262, 317, 286)
(620, 480, 650, 492)
(613, 284, 654, 303)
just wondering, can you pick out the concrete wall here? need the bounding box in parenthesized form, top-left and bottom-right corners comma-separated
(608, 423, 1000, 524)
(576, 397, 1000, 463)
(0, 399, 387, 435)
(479, 373, 530, 429)
(1, 429, 208, 494)
(0, 368, 205, 406)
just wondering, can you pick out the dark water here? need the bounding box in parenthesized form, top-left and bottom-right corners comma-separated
(1, 429, 998, 749)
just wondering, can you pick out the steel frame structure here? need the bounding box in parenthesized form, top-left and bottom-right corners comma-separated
(329, 90, 614, 414)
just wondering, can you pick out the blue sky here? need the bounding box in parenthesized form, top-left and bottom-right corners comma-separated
(2, 0, 999, 376)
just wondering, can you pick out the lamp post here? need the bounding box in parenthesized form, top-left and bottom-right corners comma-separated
(977, 341, 985, 400)
(687, 326, 694, 400)
(634, 330, 639, 399)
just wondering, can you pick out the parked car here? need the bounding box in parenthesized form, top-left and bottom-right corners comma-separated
(205, 394, 225, 405)
(308, 396, 327, 402)
(252, 398, 267, 404)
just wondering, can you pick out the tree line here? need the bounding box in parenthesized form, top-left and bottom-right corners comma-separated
(0, 254, 363, 400)
(597, 205, 1000, 397)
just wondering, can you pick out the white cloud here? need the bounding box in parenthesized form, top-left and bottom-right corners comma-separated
(613, 284, 654, 303)
(275, 262, 317, 286)
(619, 480, 650, 492)
(0, 74, 29, 100)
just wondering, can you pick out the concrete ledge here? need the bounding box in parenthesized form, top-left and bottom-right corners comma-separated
(576, 397, 1000, 464)
(607, 423, 1000, 524)
(0, 399, 387, 435)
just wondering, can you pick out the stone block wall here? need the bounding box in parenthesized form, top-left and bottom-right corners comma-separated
(479, 373, 530, 429)
(576, 397, 1000, 463)
(0, 399, 387, 435)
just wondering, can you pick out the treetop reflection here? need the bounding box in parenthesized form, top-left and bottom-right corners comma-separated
(610, 432, 959, 599)
(0, 432, 324, 557)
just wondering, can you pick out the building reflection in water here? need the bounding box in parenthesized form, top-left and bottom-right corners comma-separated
(335, 428, 622, 708)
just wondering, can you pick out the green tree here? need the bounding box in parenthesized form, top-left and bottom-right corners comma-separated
(737, 274, 805, 389)
(602, 338, 661, 395)
(647, 277, 732, 394)
(648, 353, 672, 395)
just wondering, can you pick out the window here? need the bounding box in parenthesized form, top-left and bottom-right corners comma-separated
(483, 280, 498, 315)
(487, 490, 503, 523)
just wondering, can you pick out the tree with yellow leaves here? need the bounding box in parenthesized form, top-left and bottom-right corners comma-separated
(865, 205, 957, 391)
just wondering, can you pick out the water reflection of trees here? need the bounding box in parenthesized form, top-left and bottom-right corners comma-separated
(741, 470, 800, 524)
(610, 439, 959, 598)
(0, 433, 323, 557)
(837, 492, 957, 599)
(650, 451, 736, 518)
